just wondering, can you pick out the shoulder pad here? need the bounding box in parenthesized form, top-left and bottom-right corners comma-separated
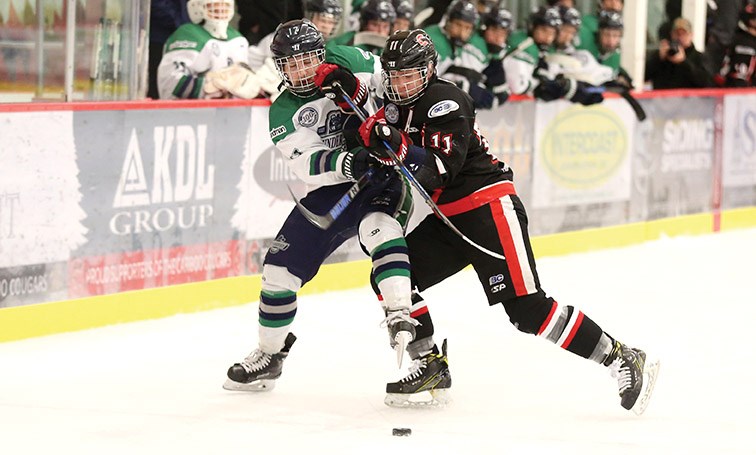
(414, 81, 473, 122)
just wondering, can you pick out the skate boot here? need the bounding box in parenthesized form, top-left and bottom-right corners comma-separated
(381, 309, 418, 368)
(604, 340, 660, 415)
(385, 339, 452, 408)
(223, 333, 297, 392)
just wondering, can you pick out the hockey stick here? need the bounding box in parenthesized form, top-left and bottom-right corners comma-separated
(586, 83, 647, 121)
(333, 82, 506, 262)
(289, 167, 376, 229)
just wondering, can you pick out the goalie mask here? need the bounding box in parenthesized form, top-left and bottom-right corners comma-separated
(380, 30, 438, 106)
(271, 19, 326, 97)
(188, 0, 235, 40)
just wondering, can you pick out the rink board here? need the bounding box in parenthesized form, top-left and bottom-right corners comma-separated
(1, 206, 753, 343)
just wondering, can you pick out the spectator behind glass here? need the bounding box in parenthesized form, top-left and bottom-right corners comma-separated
(237, 0, 303, 45)
(148, 0, 189, 99)
(718, 0, 756, 87)
(645, 17, 714, 89)
(703, 0, 745, 75)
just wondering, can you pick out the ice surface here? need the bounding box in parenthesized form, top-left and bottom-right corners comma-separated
(1, 229, 755, 454)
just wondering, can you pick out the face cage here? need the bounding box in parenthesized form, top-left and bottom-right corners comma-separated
(382, 66, 429, 106)
(275, 49, 326, 96)
(205, 1, 234, 22)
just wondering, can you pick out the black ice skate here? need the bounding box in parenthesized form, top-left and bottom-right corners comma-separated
(604, 340, 660, 415)
(385, 339, 452, 408)
(223, 333, 297, 392)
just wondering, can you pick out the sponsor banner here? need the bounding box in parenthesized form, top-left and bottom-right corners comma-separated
(71, 107, 247, 272)
(0, 262, 68, 308)
(477, 100, 536, 204)
(630, 96, 716, 220)
(0, 111, 87, 268)
(68, 240, 242, 298)
(234, 107, 302, 240)
(532, 99, 634, 208)
(722, 94, 756, 188)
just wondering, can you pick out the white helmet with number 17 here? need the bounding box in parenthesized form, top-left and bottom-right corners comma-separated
(188, 0, 235, 40)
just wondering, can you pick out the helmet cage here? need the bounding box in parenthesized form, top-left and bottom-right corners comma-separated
(188, 0, 234, 39)
(274, 49, 326, 97)
(383, 65, 430, 106)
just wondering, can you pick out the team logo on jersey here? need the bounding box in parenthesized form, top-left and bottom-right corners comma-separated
(268, 235, 290, 254)
(298, 107, 319, 127)
(385, 103, 399, 124)
(428, 100, 459, 118)
(270, 125, 287, 138)
(211, 42, 220, 56)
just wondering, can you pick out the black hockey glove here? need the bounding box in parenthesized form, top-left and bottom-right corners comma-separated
(469, 82, 495, 110)
(483, 60, 506, 88)
(533, 75, 571, 102)
(569, 82, 604, 106)
(314, 63, 367, 113)
(358, 115, 411, 166)
(341, 147, 378, 181)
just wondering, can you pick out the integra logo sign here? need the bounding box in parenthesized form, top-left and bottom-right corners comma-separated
(110, 126, 215, 235)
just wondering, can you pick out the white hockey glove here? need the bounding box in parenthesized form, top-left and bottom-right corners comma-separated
(204, 62, 262, 99)
(256, 58, 284, 100)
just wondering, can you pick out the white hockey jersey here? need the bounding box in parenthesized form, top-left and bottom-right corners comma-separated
(157, 23, 249, 99)
(268, 45, 382, 193)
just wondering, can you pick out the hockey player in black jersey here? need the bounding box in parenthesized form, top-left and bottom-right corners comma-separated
(355, 29, 659, 414)
(718, 0, 756, 87)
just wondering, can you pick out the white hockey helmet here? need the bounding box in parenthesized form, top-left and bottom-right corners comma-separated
(188, 0, 235, 40)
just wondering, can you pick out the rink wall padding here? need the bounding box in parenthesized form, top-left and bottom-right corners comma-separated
(1, 91, 755, 342)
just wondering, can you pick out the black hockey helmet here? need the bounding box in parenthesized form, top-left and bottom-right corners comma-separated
(360, 0, 397, 30)
(530, 6, 562, 30)
(444, 0, 480, 25)
(393, 0, 414, 21)
(380, 29, 438, 105)
(304, 0, 343, 19)
(559, 6, 581, 28)
(271, 19, 326, 97)
(598, 9, 624, 30)
(480, 7, 513, 31)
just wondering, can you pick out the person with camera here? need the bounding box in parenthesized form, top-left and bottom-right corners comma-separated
(645, 17, 714, 89)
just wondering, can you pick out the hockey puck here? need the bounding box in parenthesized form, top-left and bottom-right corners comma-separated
(392, 428, 412, 437)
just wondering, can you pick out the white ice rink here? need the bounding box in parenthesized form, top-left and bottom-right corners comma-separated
(2, 228, 755, 454)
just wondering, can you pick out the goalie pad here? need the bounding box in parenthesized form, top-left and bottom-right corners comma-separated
(204, 62, 262, 99)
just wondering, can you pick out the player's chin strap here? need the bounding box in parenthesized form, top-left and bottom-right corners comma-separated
(333, 82, 506, 261)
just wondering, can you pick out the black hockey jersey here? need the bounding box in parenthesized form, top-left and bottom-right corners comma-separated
(721, 25, 756, 87)
(382, 78, 513, 206)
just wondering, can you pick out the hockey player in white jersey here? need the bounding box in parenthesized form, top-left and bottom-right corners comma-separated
(247, 0, 344, 100)
(223, 19, 430, 393)
(157, 0, 263, 99)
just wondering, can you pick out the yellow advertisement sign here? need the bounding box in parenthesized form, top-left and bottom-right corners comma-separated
(540, 106, 627, 189)
(532, 100, 634, 208)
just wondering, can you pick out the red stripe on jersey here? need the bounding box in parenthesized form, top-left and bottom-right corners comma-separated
(560, 311, 585, 349)
(537, 301, 558, 336)
(490, 201, 528, 295)
(436, 181, 516, 217)
(410, 305, 429, 318)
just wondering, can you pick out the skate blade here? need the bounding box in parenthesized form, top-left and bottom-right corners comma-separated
(384, 389, 451, 408)
(631, 358, 660, 416)
(222, 378, 276, 392)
